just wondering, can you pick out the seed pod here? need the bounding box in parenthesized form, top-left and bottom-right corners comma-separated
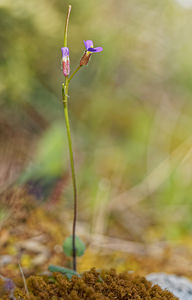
(80, 51, 92, 66)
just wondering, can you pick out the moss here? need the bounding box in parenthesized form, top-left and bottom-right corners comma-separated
(12, 268, 178, 300)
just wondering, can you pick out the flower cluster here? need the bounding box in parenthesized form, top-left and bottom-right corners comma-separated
(61, 40, 103, 77)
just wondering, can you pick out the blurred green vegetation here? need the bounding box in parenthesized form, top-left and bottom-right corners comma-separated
(1, 0, 192, 242)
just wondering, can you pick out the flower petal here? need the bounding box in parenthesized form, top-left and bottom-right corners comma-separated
(84, 40, 94, 50)
(61, 47, 69, 58)
(88, 47, 103, 53)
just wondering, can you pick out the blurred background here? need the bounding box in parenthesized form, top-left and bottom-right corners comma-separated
(1, 0, 192, 275)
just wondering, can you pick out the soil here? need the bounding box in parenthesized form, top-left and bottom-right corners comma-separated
(1, 268, 178, 300)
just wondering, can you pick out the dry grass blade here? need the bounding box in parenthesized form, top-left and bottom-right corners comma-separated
(89, 233, 168, 256)
(18, 262, 30, 300)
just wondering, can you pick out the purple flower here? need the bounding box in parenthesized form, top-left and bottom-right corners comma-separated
(80, 40, 103, 66)
(61, 47, 70, 76)
(83, 40, 103, 53)
(4, 279, 15, 292)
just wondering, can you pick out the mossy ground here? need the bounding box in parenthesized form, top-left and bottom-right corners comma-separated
(0, 188, 191, 299)
(0, 269, 177, 300)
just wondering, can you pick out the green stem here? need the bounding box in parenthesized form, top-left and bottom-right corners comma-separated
(64, 5, 71, 47)
(68, 65, 82, 82)
(62, 5, 77, 271)
(62, 82, 77, 271)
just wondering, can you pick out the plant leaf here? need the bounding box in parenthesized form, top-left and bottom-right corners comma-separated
(48, 265, 80, 279)
(63, 236, 86, 257)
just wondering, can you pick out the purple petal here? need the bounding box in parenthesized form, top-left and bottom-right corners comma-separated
(88, 47, 103, 53)
(61, 47, 69, 58)
(4, 279, 15, 291)
(84, 40, 94, 50)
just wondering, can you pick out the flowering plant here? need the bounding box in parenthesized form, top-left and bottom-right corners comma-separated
(49, 5, 102, 277)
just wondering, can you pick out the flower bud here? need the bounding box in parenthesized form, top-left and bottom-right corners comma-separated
(61, 47, 70, 76)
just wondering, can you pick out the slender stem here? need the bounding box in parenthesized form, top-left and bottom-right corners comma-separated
(64, 5, 71, 47)
(62, 5, 77, 271)
(62, 83, 77, 271)
(68, 65, 82, 82)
